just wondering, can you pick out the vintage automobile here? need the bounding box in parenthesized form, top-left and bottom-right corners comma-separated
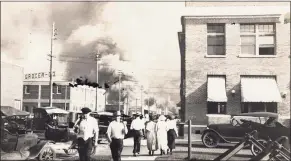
(1, 116, 56, 160)
(201, 112, 290, 156)
(1, 106, 30, 134)
(33, 107, 71, 142)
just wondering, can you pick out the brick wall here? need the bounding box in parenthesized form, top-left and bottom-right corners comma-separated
(183, 17, 290, 124)
(23, 102, 38, 113)
(1, 62, 23, 110)
(23, 85, 39, 99)
(40, 85, 70, 99)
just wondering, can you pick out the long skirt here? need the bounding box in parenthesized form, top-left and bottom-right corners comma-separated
(157, 130, 168, 151)
(146, 131, 158, 151)
(167, 129, 177, 149)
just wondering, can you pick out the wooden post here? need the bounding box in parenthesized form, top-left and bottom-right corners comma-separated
(188, 119, 192, 159)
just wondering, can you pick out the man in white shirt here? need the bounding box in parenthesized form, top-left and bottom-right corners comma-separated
(130, 113, 145, 156)
(74, 107, 99, 161)
(107, 111, 128, 161)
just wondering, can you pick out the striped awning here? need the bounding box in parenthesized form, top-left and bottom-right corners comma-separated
(241, 77, 282, 102)
(207, 76, 227, 102)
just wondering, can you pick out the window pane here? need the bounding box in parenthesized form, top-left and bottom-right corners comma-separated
(241, 45, 255, 55)
(240, 24, 255, 33)
(241, 36, 255, 45)
(259, 47, 274, 55)
(259, 36, 274, 45)
(207, 24, 224, 33)
(207, 36, 225, 45)
(207, 46, 225, 55)
(258, 24, 274, 33)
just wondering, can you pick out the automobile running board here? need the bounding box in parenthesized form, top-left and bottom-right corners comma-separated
(214, 130, 261, 161)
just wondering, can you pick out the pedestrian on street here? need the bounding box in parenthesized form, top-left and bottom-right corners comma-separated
(106, 111, 128, 161)
(130, 112, 145, 157)
(167, 115, 178, 155)
(145, 114, 158, 156)
(74, 107, 99, 161)
(156, 115, 168, 155)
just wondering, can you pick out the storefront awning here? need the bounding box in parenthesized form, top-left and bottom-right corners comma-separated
(207, 76, 227, 102)
(241, 77, 282, 102)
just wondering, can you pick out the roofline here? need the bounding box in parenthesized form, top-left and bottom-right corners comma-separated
(182, 14, 282, 19)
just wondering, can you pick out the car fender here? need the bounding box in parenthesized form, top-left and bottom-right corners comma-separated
(202, 129, 231, 143)
(26, 140, 54, 159)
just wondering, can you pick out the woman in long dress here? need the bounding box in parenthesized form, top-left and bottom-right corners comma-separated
(155, 115, 168, 155)
(145, 115, 158, 156)
(167, 115, 178, 155)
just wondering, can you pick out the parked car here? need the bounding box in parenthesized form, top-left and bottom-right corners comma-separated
(1, 117, 56, 160)
(33, 107, 71, 142)
(201, 112, 290, 156)
(1, 106, 30, 134)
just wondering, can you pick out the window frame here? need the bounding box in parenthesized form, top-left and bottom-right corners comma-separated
(24, 85, 30, 94)
(240, 23, 276, 56)
(53, 85, 62, 94)
(207, 23, 226, 56)
(207, 102, 227, 114)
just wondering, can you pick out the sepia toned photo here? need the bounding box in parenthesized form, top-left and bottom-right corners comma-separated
(1, 1, 290, 161)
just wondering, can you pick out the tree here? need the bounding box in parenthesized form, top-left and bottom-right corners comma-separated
(144, 97, 156, 107)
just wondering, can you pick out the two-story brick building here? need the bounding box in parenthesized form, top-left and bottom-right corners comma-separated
(23, 81, 106, 113)
(178, 14, 290, 124)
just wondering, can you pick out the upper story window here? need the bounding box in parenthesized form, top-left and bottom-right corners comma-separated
(207, 24, 225, 55)
(53, 85, 62, 94)
(240, 24, 275, 56)
(24, 85, 30, 94)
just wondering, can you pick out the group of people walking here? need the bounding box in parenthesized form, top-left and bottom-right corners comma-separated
(144, 114, 178, 156)
(72, 107, 178, 161)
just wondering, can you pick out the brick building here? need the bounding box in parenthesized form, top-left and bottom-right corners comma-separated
(178, 14, 290, 124)
(23, 81, 106, 113)
(1, 61, 24, 110)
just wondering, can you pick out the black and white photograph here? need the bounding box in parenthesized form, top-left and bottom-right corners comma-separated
(1, 0, 290, 161)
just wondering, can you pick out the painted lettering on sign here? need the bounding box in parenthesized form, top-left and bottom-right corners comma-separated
(25, 71, 56, 80)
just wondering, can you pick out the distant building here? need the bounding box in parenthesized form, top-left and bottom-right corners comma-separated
(1, 61, 24, 110)
(22, 81, 106, 113)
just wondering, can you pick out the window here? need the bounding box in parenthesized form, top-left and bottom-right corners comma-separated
(24, 85, 30, 94)
(53, 85, 62, 94)
(207, 102, 226, 114)
(240, 24, 275, 56)
(241, 102, 277, 113)
(207, 24, 225, 55)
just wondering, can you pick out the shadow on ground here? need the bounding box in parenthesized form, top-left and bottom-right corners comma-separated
(154, 151, 252, 161)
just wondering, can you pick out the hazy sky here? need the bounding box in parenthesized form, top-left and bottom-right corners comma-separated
(1, 2, 289, 103)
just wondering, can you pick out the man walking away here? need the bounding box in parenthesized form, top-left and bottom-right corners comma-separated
(74, 107, 99, 161)
(107, 111, 128, 161)
(130, 112, 145, 156)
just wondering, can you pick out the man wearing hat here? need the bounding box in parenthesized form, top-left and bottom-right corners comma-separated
(107, 111, 128, 161)
(130, 112, 145, 156)
(74, 107, 99, 161)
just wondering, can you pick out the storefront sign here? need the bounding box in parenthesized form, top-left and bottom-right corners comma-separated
(24, 71, 56, 80)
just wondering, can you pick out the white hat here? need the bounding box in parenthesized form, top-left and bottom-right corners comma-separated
(159, 115, 166, 121)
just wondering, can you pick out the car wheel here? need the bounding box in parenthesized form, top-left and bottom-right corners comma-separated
(202, 132, 219, 148)
(251, 139, 267, 156)
(38, 146, 56, 161)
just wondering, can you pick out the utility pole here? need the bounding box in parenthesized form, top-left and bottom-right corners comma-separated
(140, 86, 143, 115)
(95, 50, 100, 112)
(118, 70, 122, 111)
(135, 98, 138, 114)
(48, 22, 57, 108)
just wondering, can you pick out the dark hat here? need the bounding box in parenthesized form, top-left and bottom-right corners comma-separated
(113, 111, 121, 117)
(81, 107, 91, 114)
